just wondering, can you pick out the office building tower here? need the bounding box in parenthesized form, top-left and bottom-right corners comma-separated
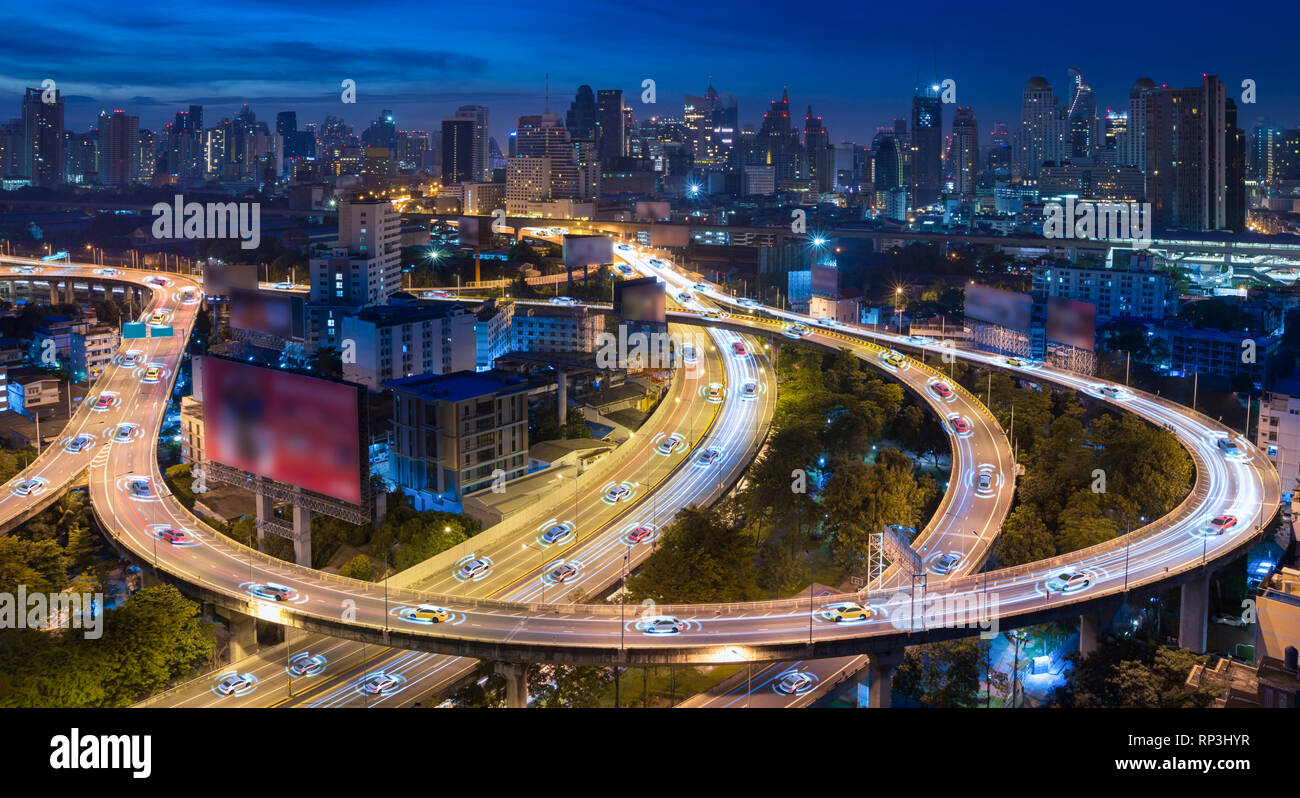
(441, 117, 475, 184)
(951, 106, 978, 198)
(97, 110, 139, 186)
(911, 85, 942, 206)
(566, 85, 597, 141)
(1226, 99, 1246, 233)
(754, 88, 800, 185)
(451, 105, 490, 182)
(307, 199, 402, 349)
(1144, 75, 1228, 231)
(1252, 119, 1284, 182)
(803, 105, 833, 192)
(21, 87, 64, 187)
(514, 113, 578, 200)
(596, 89, 625, 166)
(1065, 66, 1098, 159)
(1016, 77, 1065, 182)
(1119, 78, 1155, 170)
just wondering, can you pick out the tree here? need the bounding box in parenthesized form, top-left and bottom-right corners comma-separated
(893, 638, 991, 707)
(995, 505, 1056, 566)
(627, 506, 756, 603)
(1054, 636, 1219, 708)
(338, 554, 375, 581)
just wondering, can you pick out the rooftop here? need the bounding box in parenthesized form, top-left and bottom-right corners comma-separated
(384, 369, 528, 402)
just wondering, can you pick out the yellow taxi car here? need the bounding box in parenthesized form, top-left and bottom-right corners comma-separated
(143, 367, 161, 382)
(827, 602, 873, 623)
(884, 352, 905, 368)
(149, 311, 167, 325)
(412, 604, 451, 623)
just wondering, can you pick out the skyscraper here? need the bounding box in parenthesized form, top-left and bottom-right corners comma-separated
(515, 113, 578, 200)
(1119, 78, 1155, 170)
(97, 110, 139, 186)
(803, 106, 832, 193)
(566, 85, 597, 142)
(595, 90, 624, 166)
(951, 106, 978, 198)
(1144, 75, 1228, 231)
(454, 105, 490, 182)
(1251, 119, 1283, 182)
(1016, 77, 1065, 182)
(1065, 66, 1098, 160)
(441, 117, 475, 184)
(1226, 99, 1246, 233)
(911, 85, 942, 206)
(755, 89, 800, 185)
(21, 87, 64, 187)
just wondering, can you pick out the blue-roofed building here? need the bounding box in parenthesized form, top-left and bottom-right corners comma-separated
(386, 369, 529, 510)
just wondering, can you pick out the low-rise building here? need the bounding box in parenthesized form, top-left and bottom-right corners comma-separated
(8, 372, 60, 418)
(70, 324, 121, 383)
(1164, 327, 1277, 385)
(387, 369, 530, 507)
(509, 303, 603, 354)
(340, 299, 477, 390)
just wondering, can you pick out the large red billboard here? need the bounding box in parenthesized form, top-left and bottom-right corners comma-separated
(200, 356, 364, 504)
(1046, 297, 1097, 351)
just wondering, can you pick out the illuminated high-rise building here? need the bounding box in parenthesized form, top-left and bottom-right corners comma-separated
(21, 86, 64, 187)
(911, 85, 942, 206)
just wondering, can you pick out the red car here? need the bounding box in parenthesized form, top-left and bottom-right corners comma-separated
(951, 417, 969, 434)
(157, 528, 188, 544)
(931, 382, 953, 398)
(731, 342, 747, 356)
(1209, 515, 1238, 534)
(627, 526, 654, 544)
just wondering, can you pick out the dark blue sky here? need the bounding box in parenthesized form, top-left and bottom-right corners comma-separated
(2, 0, 1296, 145)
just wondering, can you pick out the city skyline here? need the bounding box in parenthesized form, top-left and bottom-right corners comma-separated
(2, 0, 1297, 144)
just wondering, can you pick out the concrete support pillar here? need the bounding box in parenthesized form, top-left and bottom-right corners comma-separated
(1179, 572, 1210, 653)
(865, 650, 904, 708)
(498, 662, 528, 708)
(227, 611, 256, 662)
(254, 493, 273, 551)
(1079, 609, 1103, 657)
(293, 505, 313, 568)
(557, 370, 567, 427)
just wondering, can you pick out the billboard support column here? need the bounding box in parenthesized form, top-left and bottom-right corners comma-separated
(557, 370, 567, 427)
(293, 504, 314, 568)
(254, 493, 273, 551)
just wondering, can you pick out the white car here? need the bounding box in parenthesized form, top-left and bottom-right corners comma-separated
(216, 674, 252, 696)
(934, 553, 962, 574)
(605, 485, 631, 502)
(737, 297, 759, 308)
(676, 291, 692, 304)
(549, 296, 576, 306)
(641, 616, 685, 635)
(114, 424, 134, 442)
(776, 671, 814, 694)
(816, 317, 837, 327)
(692, 282, 709, 292)
(457, 558, 490, 579)
(656, 435, 683, 455)
(274, 281, 293, 290)
(362, 674, 401, 695)
(1046, 570, 1090, 594)
(740, 381, 758, 399)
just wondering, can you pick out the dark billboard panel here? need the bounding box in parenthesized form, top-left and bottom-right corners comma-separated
(228, 288, 305, 340)
(1047, 297, 1097, 351)
(615, 276, 666, 324)
(648, 225, 689, 248)
(964, 284, 1033, 332)
(203, 262, 258, 295)
(563, 234, 613, 267)
(201, 356, 363, 504)
(457, 216, 491, 249)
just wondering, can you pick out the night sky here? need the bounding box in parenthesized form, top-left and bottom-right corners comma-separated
(2, 0, 1296, 146)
